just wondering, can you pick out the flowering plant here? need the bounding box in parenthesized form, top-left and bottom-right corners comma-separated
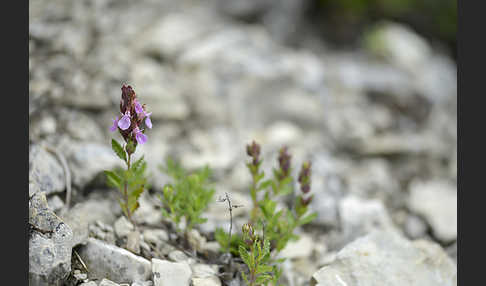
(216, 141, 316, 285)
(105, 84, 152, 225)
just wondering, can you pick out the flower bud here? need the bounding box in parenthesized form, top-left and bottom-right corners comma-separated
(246, 141, 261, 166)
(277, 146, 291, 180)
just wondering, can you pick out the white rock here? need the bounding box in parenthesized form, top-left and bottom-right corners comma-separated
(408, 180, 457, 242)
(77, 238, 152, 283)
(191, 263, 219, 278)
(338, 195, 395, 246)
(143, 229, 169, 245)
(29, 144, 65, 195)
(129, 59, 190, 120)
(62, 141, 122, 188)
(29, 192, 73, 286)
(152, 258, 192, 286)
(99, 278, 121, 286)
(279, 234, 314, 259)
(114, 216, 135, 238)
(365, 21, 431, 74)
(187, 229, 207, 252)
(47, 195, 65, 212)
(404, 214, 428, 239)
(137, 12, 218, 59)
(79, 282, 97, 286)
(192, 276, 222, 286)
(168, 250, 189, 263)
(132, 192, 163, 225)
(311, 230, 457, 286)
(264, 121, 303, 147)
(62, 197, 121, 247)
(131, 281, 154, 286)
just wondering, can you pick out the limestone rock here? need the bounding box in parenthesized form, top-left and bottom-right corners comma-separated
(152, 258, 192, 286)
(76, 238, 152, 283)
(311, 230, 457, 286)
(29, 192, 73, 286)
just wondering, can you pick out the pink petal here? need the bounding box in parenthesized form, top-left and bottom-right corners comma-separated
(135, 100, 144, 115)
(145, 116, 152, 129)
(118, 114, 131, 130)
(135, 132, 147, 144)
(109, 117, 119, 132)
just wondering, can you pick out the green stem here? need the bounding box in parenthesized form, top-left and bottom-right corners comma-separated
(124, 152, 134, 226)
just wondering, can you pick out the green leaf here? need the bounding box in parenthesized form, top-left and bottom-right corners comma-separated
(111, 139, 127, 163)
(241, 271, 249, 284)
(262, 239, 271, 256)
(259, 179, 273, 191)
(239, 245, 252, 268)
(256, 264, 273, 274)
(255, 274, 272, 284)
(131, 155, 145, 172)
(128, 186, 144, 213)
(104, 170, 122, 188)
(298, 212, 317, 226)
(256, 171, 265, 183)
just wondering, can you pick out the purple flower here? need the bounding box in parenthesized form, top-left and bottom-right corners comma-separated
(118, 111, 131, 130)
(134, 127, 147, 145)
(110, 117, 119, 132)
(144, 112, 152, 129)
(134, 99, 144, 116)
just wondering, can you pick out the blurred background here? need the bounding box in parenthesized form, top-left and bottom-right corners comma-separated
(29, 0, 456, 283)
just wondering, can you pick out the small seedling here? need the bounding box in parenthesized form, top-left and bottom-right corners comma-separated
(158, 158, 215, 234)
(239, 223, 275, 286)
(105, 85, 152, 226)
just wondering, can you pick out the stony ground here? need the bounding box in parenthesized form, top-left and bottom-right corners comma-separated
(29, 0, 457, 285)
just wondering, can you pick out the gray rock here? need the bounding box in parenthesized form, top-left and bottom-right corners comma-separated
(168, 250, 190, 263)
(186, 229, 208, 253)
(73, 269, 88, 281)
(114, 216, 135, 238)
(57, 108, 105, 142)
(152, 258, 192, 286)
(58, 139, 122, 188)
(127, 230, 142, 254)
(408, 180, 457, 242)
(62, 197, 120, 247)
(404, 214, 428, 239)
(99, 278, 121, 286)
(29, 181, 41, 198)
(180, 127, 239, 171)
(77, 238, 152, 283)
(29, 144, 65, 195)
(311, 230, 457, 286)
(345, 159, 398, 199)
(337, 195, 396, 248)
(29, 192, 73, 286)
(446, 242, 457, 263)
(88, 221, 116, 245)
(136, 11, 220, 59)
(279, 234, 314, 259)
(364, 21, 432, 74)
(131, 192, 163, 225)
(192, 276, 222, 286)
(79, 282, 98, 286)
(191, 263, 219, 278)
(129, 59, 190, 121)
(132, 281, 154, 286)
(47, 195, 65, 212)
(143, 229, 169, 245)
(218, 0, 272, 19)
